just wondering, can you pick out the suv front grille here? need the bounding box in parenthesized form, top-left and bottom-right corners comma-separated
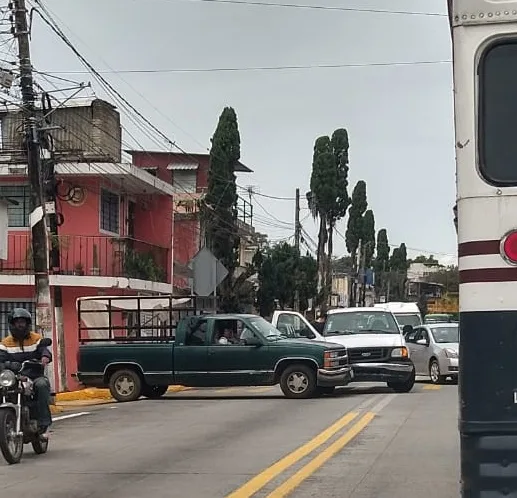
(349, 347, 389, 363)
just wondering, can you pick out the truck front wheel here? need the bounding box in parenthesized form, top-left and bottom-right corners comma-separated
(109, 369, 143, 402)
(280, 364, 317, 399)
(387, 368, 416, 393)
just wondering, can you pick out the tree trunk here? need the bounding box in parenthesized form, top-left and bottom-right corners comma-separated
(316, 215, 327, 301)
(322, 221, 334, 311)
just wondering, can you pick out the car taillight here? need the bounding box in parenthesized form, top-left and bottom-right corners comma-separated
(501, 230, 517, 264)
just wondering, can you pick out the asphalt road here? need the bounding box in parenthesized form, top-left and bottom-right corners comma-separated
(0, 380, 459, 498)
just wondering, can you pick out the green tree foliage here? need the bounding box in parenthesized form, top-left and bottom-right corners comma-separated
(388, 243, 409, 300)
(390, 243, 408, 271)
(307, 129, 350, 308)
(373, 229, 390, 294)
(332, 256, 353, 273)
(362, 209, 376, 267)
(412, 254, 440, 265)
(345, 180, 367, 266)
(374, 229, 390, 272)
(256, 243, 317, 317)
(202, 107, 241, 312)
(425, 265, 459, 294)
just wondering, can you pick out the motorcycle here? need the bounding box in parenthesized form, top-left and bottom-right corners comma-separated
(0, 337, 52, 464)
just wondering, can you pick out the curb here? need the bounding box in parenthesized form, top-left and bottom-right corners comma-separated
(54, 385, 186, 402)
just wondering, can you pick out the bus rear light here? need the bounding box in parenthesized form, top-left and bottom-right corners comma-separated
(501, 230, 517, 264)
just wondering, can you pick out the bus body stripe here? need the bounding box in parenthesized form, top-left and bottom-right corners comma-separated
(460, 267, 517, 283)
(458, 240, 499, 257)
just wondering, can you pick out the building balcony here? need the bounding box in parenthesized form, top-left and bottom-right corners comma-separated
(0, 233, 170, 283)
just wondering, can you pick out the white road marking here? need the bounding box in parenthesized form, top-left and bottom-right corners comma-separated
(53, 411, 90, 422)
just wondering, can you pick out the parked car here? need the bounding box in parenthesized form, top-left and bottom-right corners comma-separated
(403, 322, 459, 384)
(271, 308, 416, 393)
(75, 297, 352, 401)
(424, 313, 456, 324)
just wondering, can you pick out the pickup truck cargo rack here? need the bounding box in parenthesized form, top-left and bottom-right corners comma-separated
(77, 295, 205, 343)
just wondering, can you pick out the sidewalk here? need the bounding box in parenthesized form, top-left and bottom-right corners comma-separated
(50, 385, 186, 414)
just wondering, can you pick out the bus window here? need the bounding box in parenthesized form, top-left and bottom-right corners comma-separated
(479, 40, 517, 186)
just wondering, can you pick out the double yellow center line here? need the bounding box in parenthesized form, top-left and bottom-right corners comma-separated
(226, 408, 376, 498)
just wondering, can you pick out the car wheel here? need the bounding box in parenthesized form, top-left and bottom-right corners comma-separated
(109, 369, 143, 402)
(280, 364, 317, 399)
(429, 359, 445, 385)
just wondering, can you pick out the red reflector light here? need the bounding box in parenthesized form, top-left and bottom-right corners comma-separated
(502, 231, 517, 263)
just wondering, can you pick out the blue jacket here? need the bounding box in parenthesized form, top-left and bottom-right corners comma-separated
(0, 332, 52, 379)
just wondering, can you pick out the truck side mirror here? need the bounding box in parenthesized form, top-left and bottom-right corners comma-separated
(244, 336, 262, 347)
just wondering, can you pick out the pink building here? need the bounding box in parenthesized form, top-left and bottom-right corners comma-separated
(126, 151, 254, 290)
(0, 161, 174, 390)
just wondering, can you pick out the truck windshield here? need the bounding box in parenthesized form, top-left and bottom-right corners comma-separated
(394, 314, 421, 327)
(248, 317, 285, 340)
(324, 311, 400, 336)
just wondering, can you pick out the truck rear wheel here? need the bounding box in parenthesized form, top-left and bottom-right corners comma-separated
(280, 364, 317, 399)
(109, 369, 142, 402)
(142, 385, 168, 399)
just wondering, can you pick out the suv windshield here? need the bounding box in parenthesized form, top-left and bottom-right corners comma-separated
(324, 311, 400, 336)
(249, 317, 285, 340)
(430, 325, 459, 344)
(394, 314, 421, 327)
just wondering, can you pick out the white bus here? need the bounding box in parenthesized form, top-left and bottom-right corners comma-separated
(451, 1, 517, 494)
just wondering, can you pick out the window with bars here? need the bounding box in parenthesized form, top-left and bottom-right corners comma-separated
(0, 185, 30, 227)
(100, 189, 120, 234)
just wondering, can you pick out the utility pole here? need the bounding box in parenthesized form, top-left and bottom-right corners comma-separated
(11, 0, 54, 388)
(352, 239, 362, 308)
(360, 242, 367, 307)
(43, 157, 67, 392)
(294, 188, 300, 312)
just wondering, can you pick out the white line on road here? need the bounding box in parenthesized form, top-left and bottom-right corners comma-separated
(53, 412, 90, 422)
(370, 393, 398, 413)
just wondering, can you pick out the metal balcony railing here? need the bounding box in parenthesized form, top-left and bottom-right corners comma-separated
(0, 233, 169, 283)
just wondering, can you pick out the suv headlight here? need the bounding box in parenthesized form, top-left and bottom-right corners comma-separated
(391, 347, 409, 359)
(0, 370, 17, 388)
(445, 349, 458, 359)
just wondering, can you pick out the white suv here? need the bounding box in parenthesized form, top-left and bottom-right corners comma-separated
(272, 308, 416, 393)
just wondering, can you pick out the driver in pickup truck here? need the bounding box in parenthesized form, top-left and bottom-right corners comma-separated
(0, 308, 53, 435)
(218, 327, 239, 345)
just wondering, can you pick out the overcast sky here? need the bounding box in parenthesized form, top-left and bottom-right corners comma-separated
(26, 0, 455, 263)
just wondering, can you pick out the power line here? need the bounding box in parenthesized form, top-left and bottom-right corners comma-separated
(44, 60, 451, 75)
(144, 0, 447, 17)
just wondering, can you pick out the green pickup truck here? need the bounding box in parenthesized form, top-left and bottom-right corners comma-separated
(76, 304, 352, 401)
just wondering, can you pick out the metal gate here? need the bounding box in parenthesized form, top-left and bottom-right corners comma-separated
(0, 301, 36, 339)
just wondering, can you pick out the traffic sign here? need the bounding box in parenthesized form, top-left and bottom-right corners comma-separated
(191, 247, 229, 297)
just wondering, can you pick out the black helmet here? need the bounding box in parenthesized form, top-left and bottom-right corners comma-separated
(9, 308, 32, 324)
(8, 308, 32, 341)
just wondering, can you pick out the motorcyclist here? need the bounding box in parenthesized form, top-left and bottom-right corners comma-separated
(0, 308, 52, 434)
